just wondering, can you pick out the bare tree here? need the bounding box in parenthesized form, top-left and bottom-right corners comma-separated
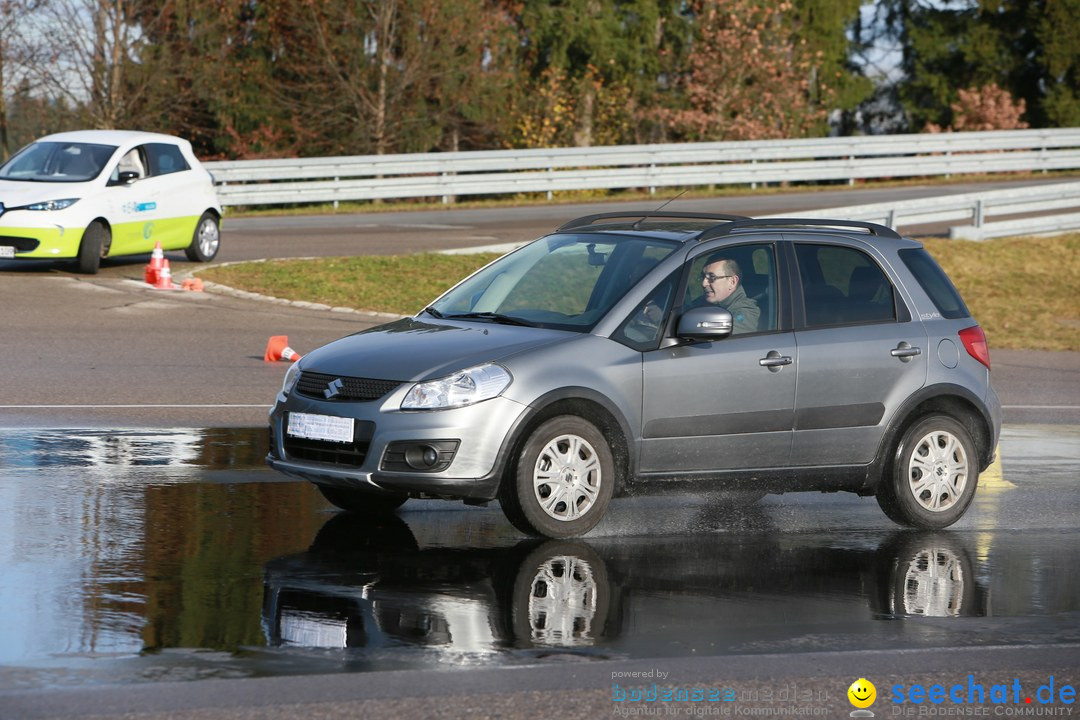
(268, 0, 510, 156)
(0, 0, 48, 157)
(29, 0, 166, 129)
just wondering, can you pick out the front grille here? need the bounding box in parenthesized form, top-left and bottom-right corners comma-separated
(296, 371, 402, 402)
(0, 236, 40, 252)
(283, 419, 375, 467)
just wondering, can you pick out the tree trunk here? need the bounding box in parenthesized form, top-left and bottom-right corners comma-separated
(574, 85, 595, 147)
(373, 0, 397, 155)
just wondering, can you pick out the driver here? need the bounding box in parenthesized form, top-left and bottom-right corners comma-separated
(699, 256, 759, 334)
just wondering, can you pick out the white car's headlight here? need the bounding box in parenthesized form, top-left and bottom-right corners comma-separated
(401, 363, 511, 410)
(26, 198, 79, 211)
(280, 362, 302, 396)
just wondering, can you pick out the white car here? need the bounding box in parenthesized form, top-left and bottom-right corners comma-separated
(0, 129, 222, 273)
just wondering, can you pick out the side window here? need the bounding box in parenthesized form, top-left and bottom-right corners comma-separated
(146, 143, 190, 176)
(898, 247, 970, 319)
(682, 243, 777, 334)
(613, 272, 678, 351)
(795, 244, 897, 327)
(109, 147, 147, 183)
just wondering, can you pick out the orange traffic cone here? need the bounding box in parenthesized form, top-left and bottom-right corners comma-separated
(153, 258, 175, 289)
(144, 241, 164, 285)
(264, 335, 302, 362)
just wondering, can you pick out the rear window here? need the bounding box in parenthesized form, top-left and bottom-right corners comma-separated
(146, 143, 190, 175)
(898, 248, 970, 319)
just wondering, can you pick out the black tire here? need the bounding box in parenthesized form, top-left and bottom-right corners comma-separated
(876, 415, 979, 529)
(185, 211, 220, 262)
(317, 484, 407, 515)
(76, 222, 110, 274)
(499, 416, 615, 538)
(510, 540, 612, 646)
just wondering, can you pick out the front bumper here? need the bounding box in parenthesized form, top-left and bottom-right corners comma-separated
(267, 390, 530, 502)
(0, 223, 83, 258)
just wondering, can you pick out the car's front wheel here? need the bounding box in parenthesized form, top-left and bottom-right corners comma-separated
(877, 415, 979, 529)
(317, 485, 407, 515)
(500, 416, 615, 538)
(76, 222, 110, 274)
(185, 211, 220, 262)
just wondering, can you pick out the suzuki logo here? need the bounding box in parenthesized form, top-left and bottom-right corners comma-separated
(324, 378, 345, 399)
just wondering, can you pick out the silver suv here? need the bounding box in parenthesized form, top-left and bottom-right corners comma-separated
(267, 213, 1001, 538)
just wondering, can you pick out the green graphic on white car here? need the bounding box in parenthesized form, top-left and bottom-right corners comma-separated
(0, 130, 222, 273)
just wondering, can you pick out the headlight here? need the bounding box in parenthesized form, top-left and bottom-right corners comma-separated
(401, 363, 511, 410)
(280, 362, 302, 396)
(26, 198, 79, 211)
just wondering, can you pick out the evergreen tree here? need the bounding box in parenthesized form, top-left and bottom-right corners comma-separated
(863, 0, 1079, 131)
(792, 0, 872, 135)
(507, 0, 691, 147)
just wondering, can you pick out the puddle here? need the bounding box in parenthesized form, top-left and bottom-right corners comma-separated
(0, 425, 1078, 689)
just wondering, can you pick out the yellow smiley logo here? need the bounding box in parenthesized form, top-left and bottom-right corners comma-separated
(848, 678, 876, 708)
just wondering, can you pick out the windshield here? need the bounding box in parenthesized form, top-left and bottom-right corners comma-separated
(0, 142, 117, 182)
(429, 234, 679, 331)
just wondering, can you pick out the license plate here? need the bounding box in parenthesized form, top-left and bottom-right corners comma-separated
(0, 246, 14, 259)
(287, 412, 355, 443)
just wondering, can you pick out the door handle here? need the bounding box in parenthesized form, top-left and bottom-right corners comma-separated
(759, 352, 792, 368)
(891, 342, 922, 361)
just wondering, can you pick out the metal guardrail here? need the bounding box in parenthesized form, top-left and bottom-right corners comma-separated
(205, 128, 1080, 208)
(782, 180, 1080, 240)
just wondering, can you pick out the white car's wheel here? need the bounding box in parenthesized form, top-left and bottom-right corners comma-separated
(185, 212, 220, 262)
(76, 222, 110, 274)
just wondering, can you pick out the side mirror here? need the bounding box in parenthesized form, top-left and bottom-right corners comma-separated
(118, 170, 139, 184)
(676, 306, 733, 341)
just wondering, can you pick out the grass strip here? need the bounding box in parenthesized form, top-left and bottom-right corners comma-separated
(199, 233, 1080, 352)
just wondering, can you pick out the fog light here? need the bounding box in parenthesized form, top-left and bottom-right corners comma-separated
(405, 444, 439, 469)
(382, 440, 460, 473)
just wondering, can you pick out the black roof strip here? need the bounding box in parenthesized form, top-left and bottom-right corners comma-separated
(696, 218, 902, 242)
(558, 211, 750, 232)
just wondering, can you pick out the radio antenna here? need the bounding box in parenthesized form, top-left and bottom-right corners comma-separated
(633, 190, 688, 230)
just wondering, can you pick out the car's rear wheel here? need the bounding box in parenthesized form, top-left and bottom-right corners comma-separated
(185, 211, 220, 262)
(317, 485, 407, 515)
(76, 222, 110, 274)
(499, 416, 614, 538)
(877, 415, 979, 529)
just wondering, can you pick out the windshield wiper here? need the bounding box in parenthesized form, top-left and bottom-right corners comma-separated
(444, 312, 536, 327)
(422, 306, 444, 319)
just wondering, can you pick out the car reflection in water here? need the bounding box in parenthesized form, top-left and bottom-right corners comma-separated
(262, 508, 992, 661)
(262, 515, 611, 656)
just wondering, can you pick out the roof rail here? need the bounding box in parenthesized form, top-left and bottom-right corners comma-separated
(558, 211, 750, 232)
(697, 218, 902, 242)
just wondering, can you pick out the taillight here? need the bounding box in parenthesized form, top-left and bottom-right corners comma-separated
(958, 325, 990, 370)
